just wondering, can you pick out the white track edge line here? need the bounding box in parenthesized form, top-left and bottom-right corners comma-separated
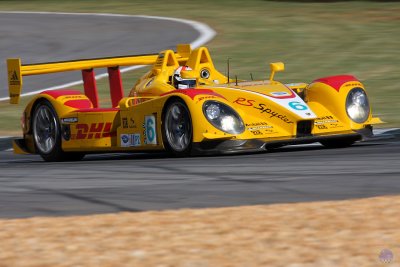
(0, 11, 216, 101)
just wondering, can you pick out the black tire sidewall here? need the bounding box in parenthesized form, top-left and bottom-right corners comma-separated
(32, 100, 64, 161)
(162, 99, 193, 157)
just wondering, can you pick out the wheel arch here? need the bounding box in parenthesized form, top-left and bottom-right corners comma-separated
(25, 90, 91, 134)
(306, 75, 373, 130)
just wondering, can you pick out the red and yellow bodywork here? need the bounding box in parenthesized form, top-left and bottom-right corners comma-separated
(8, 44, 382, 157)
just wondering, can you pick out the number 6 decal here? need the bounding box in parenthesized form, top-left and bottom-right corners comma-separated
(144, 115, 157, 144)
(289, 101, 308, 111)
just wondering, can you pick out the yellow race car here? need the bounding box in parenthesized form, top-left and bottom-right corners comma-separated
(7, 44, 382, 161)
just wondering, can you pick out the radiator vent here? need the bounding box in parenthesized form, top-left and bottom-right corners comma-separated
(296, 121, 313, 137)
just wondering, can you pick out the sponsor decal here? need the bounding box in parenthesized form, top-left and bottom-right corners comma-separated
(143, 115, 157, 145)
(233, 97, 256, 106)
(9, 71, 20, 85)
(328, 124, 344, 129)
(314, 120, 339, 125)
(120, 134, 141, 147)
(122, 117, 137, 128)
(250, 130, 263, 136)
(130, 118, 136, 128)
(61, 117, 78, 123)
(122, 118, 128, 128)
(235, 80, 269, 87)
(285, 83, 304, 87)
(288, 101, 308, 111)
(196, 95, 217, 103)
(314, 115, 339, 125)
(271, 91, 291, 97)
(316, 124, 328, 130)
(234, 97, 311, 124)
(246, 122, 273, 131)
(121, 134, 129, 147)
(72, 122, 114, 139)
(62, 95, 86, 100)
(315, 115, 334, 120)
(344, 82, 362, 88)
(247, 125, 273, 131)
(234, 97, 295, 124)
(254, 103, 294, 124)
(245, 122, 270, 127)
(264, 129, 279, 134)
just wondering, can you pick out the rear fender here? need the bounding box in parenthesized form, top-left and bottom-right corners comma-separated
(24, 90, 92, 134)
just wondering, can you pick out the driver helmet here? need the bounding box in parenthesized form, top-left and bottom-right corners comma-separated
(173, 66, 196, 89)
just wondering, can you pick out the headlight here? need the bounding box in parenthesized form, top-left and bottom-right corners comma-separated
(205, 103, 221, 120)
(346, 88, 370, 123)
(203, 101, 245, 134)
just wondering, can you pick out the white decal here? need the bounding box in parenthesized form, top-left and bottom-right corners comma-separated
(271, 91, 290, 97)
(265, 92, 316, 119)
(120, 134, 141, 147)
(61, 117, 78, 123)
(144, 115, 157, 145)
(121, 134, 130, 147)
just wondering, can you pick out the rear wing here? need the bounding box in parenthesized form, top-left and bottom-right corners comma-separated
(7, 44, 192, 106)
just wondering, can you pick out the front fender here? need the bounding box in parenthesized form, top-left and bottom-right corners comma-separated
(305, 75, 375, 130)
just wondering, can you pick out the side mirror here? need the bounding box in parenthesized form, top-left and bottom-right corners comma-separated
(269, 62, 284, 81)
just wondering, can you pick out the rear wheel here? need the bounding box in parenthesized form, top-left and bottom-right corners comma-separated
(32, 100, 84, 161)
(162, 99, 193, 156)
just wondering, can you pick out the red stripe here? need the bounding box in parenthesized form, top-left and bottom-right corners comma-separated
(313, 75, 358, 92)
(75, 108, 119, 113)
(64, 99, 93, 109)
(41, 90, 83, 99)
(161, 89, 225, 100)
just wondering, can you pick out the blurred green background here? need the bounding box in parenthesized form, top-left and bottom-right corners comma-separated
(0, 0, 399, 135)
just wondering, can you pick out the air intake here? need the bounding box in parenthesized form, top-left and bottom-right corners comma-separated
(296, 121, 313, 137)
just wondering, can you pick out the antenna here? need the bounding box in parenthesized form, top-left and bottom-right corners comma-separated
(235, 75, 238, 86)
(227, 58, 231, 85)
(250, 73, 254, 81)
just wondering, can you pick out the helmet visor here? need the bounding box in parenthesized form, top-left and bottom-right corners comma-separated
(178, 79, 196, 89)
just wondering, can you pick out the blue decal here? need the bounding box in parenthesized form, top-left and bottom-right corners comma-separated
(289, 101, 308, 111)
(122, 135, 129, 143)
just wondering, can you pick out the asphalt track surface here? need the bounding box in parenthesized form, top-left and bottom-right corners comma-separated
(0, 12, 207, 99)
(0, 131, 399, 219)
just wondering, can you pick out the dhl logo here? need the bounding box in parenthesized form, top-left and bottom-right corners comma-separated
(72, 123, 115, 139)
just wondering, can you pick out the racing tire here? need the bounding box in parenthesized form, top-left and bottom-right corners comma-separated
(32, 100, 85, 162)
(162, 99, 193, 157)
(320, 137, 357, 148)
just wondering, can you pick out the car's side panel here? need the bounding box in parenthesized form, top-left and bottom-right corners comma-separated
(61, 109, 120, 152)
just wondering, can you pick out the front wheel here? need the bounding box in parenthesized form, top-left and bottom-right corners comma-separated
(162, 99, 193, 157)
(32, 100, 84, 161)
